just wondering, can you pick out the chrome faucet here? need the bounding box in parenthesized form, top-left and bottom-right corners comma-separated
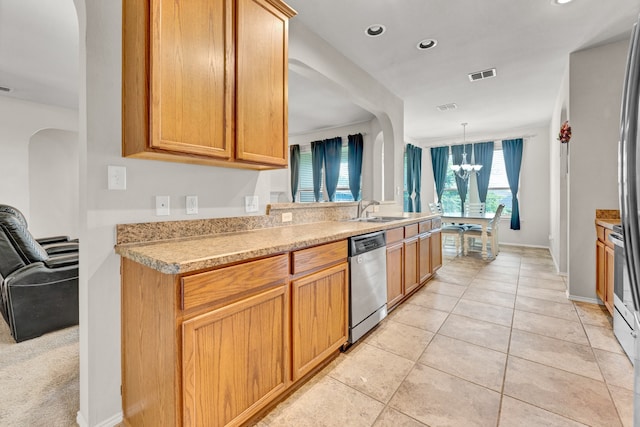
(357, 200, 380, 218)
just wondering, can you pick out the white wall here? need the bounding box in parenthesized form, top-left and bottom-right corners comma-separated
(76, 3, 405, 425)
(0, 96, 77, 222)
(567, 38, 629, 302)
(288, 21, 404, 205)
(29, 129, 79, 238)
(414, 125, 551, 247)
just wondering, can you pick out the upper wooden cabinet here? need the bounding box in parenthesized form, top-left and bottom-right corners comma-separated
(122, 0, 296, 169)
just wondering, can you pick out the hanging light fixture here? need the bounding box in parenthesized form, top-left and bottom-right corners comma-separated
(450, 122, 482, 180)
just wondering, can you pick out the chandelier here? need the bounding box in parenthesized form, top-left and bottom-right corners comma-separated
(450, 122, 482, 180)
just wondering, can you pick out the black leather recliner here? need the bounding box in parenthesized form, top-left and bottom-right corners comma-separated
(0, 204, 78, 256)
(0, 212, 79, 342)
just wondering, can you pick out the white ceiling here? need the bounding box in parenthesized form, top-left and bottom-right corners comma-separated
(287, 0, 640, 142)
(1, 0, 639, 142)
(0, 0, 78, 109)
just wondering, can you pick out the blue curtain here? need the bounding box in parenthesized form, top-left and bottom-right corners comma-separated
(503, 138, 523, 230)
(405, 145, 415, 212)
(413, 145, 422, 212)
(451, 144, 472, 213)
(311, 140, 324, 202)
(347, 133, 364, 201)
(473, 141, 494, 203)
(323, 137, 343, 202)
(430, 146, 449, 203)
(289, 144, 300, 202)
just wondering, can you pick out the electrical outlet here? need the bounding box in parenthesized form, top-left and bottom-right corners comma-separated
(107, 165, 126, 190)
(282, 212, 293, 222)
(186, 195, 198, 214)
(245, 195, 259, 213)
(155, 196, 170, 216)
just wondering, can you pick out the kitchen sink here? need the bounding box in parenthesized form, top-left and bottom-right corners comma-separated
(345, 216, 407, 223)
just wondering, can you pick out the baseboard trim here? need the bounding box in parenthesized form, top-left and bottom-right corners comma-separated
(567, 293, 599, 304)
(77, 411, 123, 427)
(500, 242, 550, 249)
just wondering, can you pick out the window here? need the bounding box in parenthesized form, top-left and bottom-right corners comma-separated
(438, 146, 514, 215)
(485, 149, 513, 216)
(297, 142, 355, 202)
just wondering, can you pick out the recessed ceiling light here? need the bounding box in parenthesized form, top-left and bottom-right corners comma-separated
(365, 24, 386, 37)
(551, 0, 573, 4)
(417, 39, 438, 50)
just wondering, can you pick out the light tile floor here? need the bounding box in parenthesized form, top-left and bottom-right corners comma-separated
(257, 246, 634, 427)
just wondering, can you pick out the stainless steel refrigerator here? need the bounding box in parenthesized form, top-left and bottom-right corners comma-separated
(618, 13, 640, 425)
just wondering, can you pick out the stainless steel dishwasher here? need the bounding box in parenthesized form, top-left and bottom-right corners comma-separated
(348, 230, 387, 344)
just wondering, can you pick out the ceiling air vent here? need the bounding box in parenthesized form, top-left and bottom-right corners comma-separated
(468, 68, 497, 82)
(436, 103, 457, 112)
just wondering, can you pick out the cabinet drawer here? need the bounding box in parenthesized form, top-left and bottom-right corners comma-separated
(405, 224, 419, 238)
(181, 254, 289, 312)
(386, 227, 404, 244)
(596, 225, 605, 242)
(292, 240, 348, 275)
(419, 220, 432, 234)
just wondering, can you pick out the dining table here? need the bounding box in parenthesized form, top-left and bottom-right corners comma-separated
(441, 211, 495, 260)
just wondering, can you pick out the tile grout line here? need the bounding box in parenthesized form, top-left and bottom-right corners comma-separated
(574, 300, 628, 426)
(494, 254, 521, 427)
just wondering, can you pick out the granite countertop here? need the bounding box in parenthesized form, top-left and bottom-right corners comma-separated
(595, 218, 621, 230)
(115, 213, 437, 275)
(595, 209, 620, 230)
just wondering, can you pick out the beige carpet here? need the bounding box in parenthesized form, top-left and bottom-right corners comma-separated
(0, 319, 79, 426)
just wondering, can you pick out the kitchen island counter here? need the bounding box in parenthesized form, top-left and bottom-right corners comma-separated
(115, 213, 438, 274)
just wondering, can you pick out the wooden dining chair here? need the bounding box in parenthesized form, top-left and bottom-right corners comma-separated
(428, 202, 443, 214)
(430, 202, 463, 254)
(464, 202, 485, 216)
(463, 204, 505, 259)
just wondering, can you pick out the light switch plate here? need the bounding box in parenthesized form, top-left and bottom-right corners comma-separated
(245, 195, 259, 213)
(108, 165, 126, 190)
(186, 195, 198, 214)
(156, 196, 170, 216)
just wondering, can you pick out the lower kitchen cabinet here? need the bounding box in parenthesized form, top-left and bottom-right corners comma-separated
(605, 244, 615, 314)
(404, 234, 420, 296)
(596, 239, 606, 306)
(182, 285, 290, 426)
(386, 239, 404, 309)
(430, 229, 442, 273)
(387, 219, 442, 311)
(122, 254, 291, 427)
(595, 224, 614, 315)
(291, 262, 349, 380)
(418, 232, 431, 284)
(291, 240, 349, 380)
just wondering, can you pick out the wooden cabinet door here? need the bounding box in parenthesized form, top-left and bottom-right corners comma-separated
(149, 0, 234, 159)
(182, 285, 290, 427)
(404, 236, 420, 296)
(386, 241, 404, 309)
(605, 245, 615, 314)
(235, 0, 294, 167)
(430, 230, 442, 272)
(292, 263, 349, 381)
(596, 240, 606, 304)
(419, 233, 431, 284)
